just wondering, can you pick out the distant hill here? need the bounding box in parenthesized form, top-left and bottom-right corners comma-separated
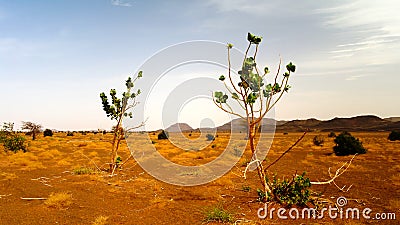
(276, 115, 399, 132)
(164, 115, 400, 133)
(385, 117, 400, 123)
(165, 123, 193, 132)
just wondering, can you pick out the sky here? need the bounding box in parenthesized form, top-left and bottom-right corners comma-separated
(0, 0, 399, 131)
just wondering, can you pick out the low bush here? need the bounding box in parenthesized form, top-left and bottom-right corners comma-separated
(73, 167, 95, 175)
(328, 132, 336, 137)
(313, 135, 324, 146)
(388, 131, 400, 141)
(67, 131, 74, 136)
(157, 130, 169, 140)
(258, 172, 312, 206)
(333, 132, 366, 156)
(203, 204, 234, 223)
(206, 134, 215, 141)
(2, 135, 27, 153)
(43, 129, 53, 137)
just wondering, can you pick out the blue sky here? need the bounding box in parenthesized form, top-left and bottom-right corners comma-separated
(0, 0, 399, 131)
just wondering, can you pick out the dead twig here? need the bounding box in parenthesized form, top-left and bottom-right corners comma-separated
(264, 132, 307, 172)
(311, 154, 357, 185)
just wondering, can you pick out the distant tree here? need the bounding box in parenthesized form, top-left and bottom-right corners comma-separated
(43, 129, 53, 137)
(388, 131, 400, 141)
(100, 71, 144, 174)
(21, 121, 42, 140)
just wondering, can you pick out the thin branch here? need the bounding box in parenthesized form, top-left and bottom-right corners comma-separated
(264, 132, 307, 172)
(212, 97, 246, 119)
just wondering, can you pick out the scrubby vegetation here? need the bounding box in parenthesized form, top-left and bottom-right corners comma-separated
(43, 129, 53, 137)
(203, 204, 234, 223)
(258, 172, 312, 206)
(313, 135, 324, 146)
(67, 131, 74, 136)
(334, 132, 367, 156)
(0, 122, 27, 153)
(21, 121, 42, 141)
(206, 134, 215, 141)
(73, 167, 96, 175)
(157, 130, 169, 140)
(388, 130, 400, 141)
(328, 131, 336, 137)
(44, 192, 73, 209)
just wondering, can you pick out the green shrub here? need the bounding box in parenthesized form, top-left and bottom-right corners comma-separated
(2, 135, 27, 153)
(67, 131, 74, 136)
(203, 204, 234, 223)
(328, 132, 336, 137)
(388, 131, 400, 141)
(313, 135, 324, 146)
(157, 130, 169, 140)
(43, 129, 53, 137)
(333, 132, 366, 156)
(258, 172, 312, 206)
(206, 134, 215, 141)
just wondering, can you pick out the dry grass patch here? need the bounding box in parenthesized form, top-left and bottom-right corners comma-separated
(38, 149, 63, 160)
(0, 172, 17, 181)
(92, 216, 109, 225)
(9, 152, 45, 170)
(44, 192, 73, 209)
(390, 173, 400, 186)
(72, 166, 96, 175)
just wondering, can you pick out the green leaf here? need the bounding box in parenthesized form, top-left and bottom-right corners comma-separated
(247, 32, 262, 44)
(227, 43, 233, 49)
(272, 83, 281, 92)
(283, 72, 290, 77)
(264, 67, 269, 74)
(138, 71, 143, 78)
(246, 93, 258, 104)
(219, 75, 225, 81)
(214, 91, 228, 103)
(286, 62, 296, 73)
(232, 93, 239, 100)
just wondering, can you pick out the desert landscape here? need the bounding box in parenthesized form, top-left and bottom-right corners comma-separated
(1, 1, 399, 224)
(0, 123, 399, 224)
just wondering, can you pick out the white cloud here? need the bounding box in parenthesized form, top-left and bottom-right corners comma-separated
(206, 0, 277, 14)
(111, 0, 133, 7)
(317, 0, 400, 67)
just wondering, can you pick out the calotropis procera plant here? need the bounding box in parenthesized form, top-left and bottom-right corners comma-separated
(100, 71, 143, 174)
(213, 33, 296, 198)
